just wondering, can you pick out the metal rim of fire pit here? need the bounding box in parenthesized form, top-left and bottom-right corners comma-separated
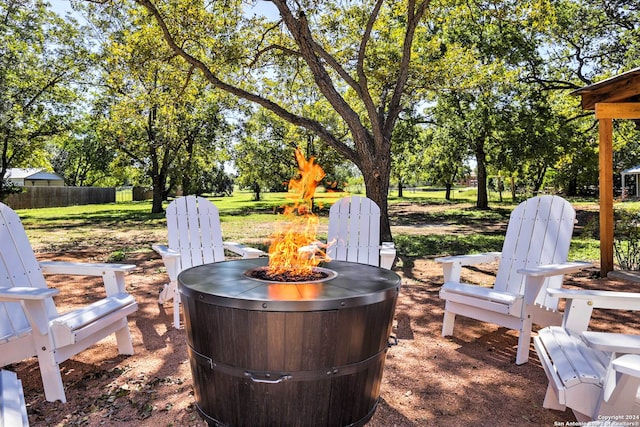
(178, 258, 400, 312)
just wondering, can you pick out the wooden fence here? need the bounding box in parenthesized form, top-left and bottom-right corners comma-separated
(132, 186, 153, 201)
(4, 186, 116, 209)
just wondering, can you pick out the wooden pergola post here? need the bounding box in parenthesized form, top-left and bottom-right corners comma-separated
(594, 103, 640, 276)
(597, 116, 614, 274)
(571, 67, 640, 277)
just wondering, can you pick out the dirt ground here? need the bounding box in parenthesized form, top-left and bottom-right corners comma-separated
(9, 202, 640, 427)
(13, 252, 640, 427)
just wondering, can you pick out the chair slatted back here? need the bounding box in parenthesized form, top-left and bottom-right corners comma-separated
(0, 203, 57, 343)
(495, 195, 576, 309)
(327, 196, 381, 267)
(166, 196, 226, 273)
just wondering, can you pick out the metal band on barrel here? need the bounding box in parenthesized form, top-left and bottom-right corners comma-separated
(188, 344, 388, 383)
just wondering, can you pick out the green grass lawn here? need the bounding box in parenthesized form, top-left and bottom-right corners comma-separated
(13, 188, 603, 264)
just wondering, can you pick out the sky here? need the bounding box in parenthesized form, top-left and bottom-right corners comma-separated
(49, 0, 280, 20)
(49, 0, 73, 16)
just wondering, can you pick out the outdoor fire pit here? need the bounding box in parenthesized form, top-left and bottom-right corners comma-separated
(178, 257, 401, 427)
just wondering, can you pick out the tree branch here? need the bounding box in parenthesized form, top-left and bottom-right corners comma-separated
(384, 0, 430, 140)
(271, 0, 372, 154)
(356, 0, 384, 132)
(135, 0, 359, 164)
(249, 44, 301, 68)
(23, 69, 70, 111)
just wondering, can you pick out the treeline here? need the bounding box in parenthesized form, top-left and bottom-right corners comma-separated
(1, 1, 638, 233)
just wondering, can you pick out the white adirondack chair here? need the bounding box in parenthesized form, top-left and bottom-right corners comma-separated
(152, 196, 265, 329)
(0, 202, 138, 403)
(436, 195, 592, 364)
(326, 196, 396, 269)
(0, 369, 29, 427)
(534, 288, 640, 421)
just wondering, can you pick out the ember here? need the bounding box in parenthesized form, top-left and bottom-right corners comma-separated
(249, 266, 328, 283)
(267, 148, 330, 280)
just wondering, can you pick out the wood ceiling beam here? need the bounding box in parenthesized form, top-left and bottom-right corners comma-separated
(595, 102, 640, 119)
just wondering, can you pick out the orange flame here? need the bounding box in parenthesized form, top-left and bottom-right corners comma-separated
(267, 148, 329, 278)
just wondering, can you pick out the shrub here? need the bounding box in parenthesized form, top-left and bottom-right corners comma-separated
(614, 207, 640, 270)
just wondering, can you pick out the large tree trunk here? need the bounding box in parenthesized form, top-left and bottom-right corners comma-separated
(182, 133, 196, 196)
(567, 176, 577, 196)
(151, 175, 164, 213)
(252, 182, 261, 201)
(475, 143, 489, 209)
(361, 153, 392, 243)
(532, 166, 547, 194)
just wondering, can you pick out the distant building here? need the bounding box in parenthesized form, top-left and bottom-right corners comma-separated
(461, 175, 477, 187)
(4, 168, 65, 187)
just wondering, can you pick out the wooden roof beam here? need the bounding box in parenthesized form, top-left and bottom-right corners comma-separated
(595, 103, 640, 119)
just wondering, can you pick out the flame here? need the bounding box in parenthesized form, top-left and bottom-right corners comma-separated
(267, 148, 329, 278)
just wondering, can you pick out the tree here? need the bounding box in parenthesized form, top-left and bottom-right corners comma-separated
(234, 110, 298, 201)
(0, 0, 88, 198)
(50, 114, 116, 186)
(428, 0, 562, 207)
(94, 6, 231, 212)
(523, 0, 640, 195)
(131, 0, 430, 241)
(166, 92, 235, 198)
(426, 123, 470, 201)
(390, 113, 431, 197)
(527, 0, 640, 91)
(188, 165, 234, 197)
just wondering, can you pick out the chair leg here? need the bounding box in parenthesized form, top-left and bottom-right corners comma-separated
(516, 326, 532, 365)
(173, 287, 181, 329)
(158, 283, 170, 304)
(597, 358, 640, 417)
(159, 280, 181, 329)
(542, 384, 566, 411)
(39, 363, 66, 403)
(33, 335, 66, 403)
(115, 322, 135, 355)
(442, 310, 455, 336)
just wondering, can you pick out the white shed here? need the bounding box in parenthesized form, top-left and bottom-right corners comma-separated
(4, 168, 65, 187)
(621, 165, 640, 198)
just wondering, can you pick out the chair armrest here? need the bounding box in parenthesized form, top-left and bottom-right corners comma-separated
(39, 261, 136, 297)
(435, 252, 501, 265)
(0, 286, 59, 301)
(379, 242, 396, 270)
(0, 287, 59, 334)
(612, 354, 640, 378)
(152, 244, 181, 282)
(152, 244, 181, 259)
(547, 288, 640, 333)
(435, 252, 501, 282)
(517, 261, 593, 310)
(223, 242, 265, 259)
(0, 369, 29, 427)
(546, 288, 640, 310)
(583, 331, 640, 354)
(517, 261, 593, 277)
(298, 241, 323, 254)
(39, 261, 136, 276)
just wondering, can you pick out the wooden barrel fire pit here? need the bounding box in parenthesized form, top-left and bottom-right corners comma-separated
(178, 258, 401, 427)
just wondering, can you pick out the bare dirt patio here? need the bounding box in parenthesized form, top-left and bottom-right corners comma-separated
(9, 202, 639, 426)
